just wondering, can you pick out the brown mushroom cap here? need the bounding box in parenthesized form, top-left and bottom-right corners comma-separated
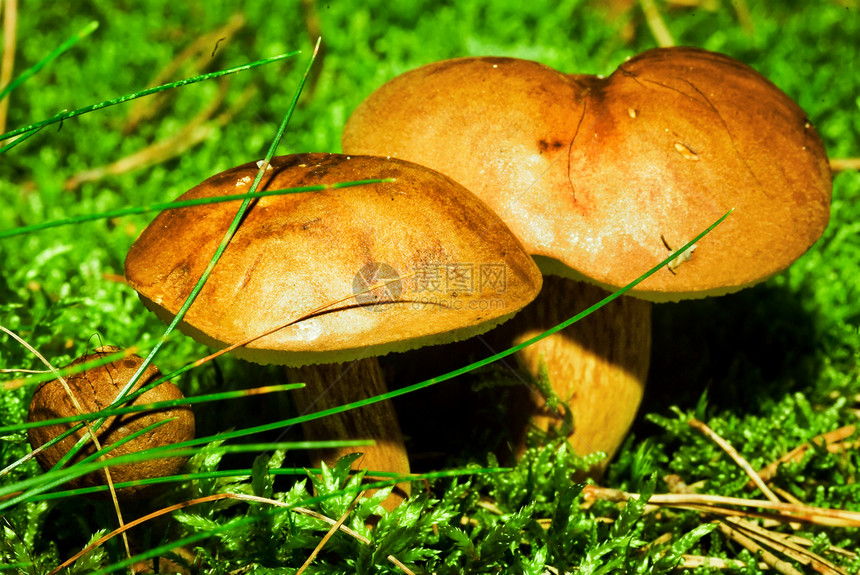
(342, 47, 832, 301)
(124, 153, 543, 366)
(27, 346, 194, 497)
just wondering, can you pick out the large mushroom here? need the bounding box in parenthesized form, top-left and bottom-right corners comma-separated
(341, 47, 831, 464)
(124, 153, 542, 505)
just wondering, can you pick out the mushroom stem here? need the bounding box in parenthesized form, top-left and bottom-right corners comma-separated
(286, 358, 411, 509)
(501, 276, 651, 470)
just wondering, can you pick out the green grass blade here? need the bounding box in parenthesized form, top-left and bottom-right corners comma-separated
(2, 383, 303, 434)
(0, 178, 393, 240)
(0, 123, 42, 154)
(0, 21, 99, 102)
(0, 439, 373, 511)
(35, 45, 316, 475)
(0, 51, 299, 144)
(75, 417, 178, 466)
(130, 209, 732, 457)
(121, 41, 322, 394)
(253, 210, 735, 427)
(2, 345, 145, 390)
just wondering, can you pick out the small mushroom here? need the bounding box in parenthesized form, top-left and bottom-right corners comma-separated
(27, 346, 195, 497)
(342, 47, 831, 466)
(124, 153, 542, 506)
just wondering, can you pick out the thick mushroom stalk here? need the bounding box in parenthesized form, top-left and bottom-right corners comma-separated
(287, 360, 410, 502)
(125, 153, 542, 508)
(502, 277, 651, 462)
(342, 47, 831, 466)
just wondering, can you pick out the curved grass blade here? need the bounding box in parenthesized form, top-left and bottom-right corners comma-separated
(8, 214, 717, 542)
(0, 438, 372, 512)
(294, 210, 733, 415)
(36, 41, 326, 495)
(121, 209, 732, 458)
(1, 383, 303, 435)
(122, 40, 322, 392)
(0, 178, 393, 240)
(74, 417, 179, 466)
(0, 21, 99, 102)
(0, 122, 42, 153)
(0, 51, 298, 144)
(0, 382, 303, 480)
(2, 344, 144, 391)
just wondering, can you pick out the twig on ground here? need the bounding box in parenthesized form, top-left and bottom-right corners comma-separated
(300, 0, 325, 97)
(297, 490, 363, 575)
(689, 418, 780, 503)
(720, 516, 849, 575)
(0, 0, 18, 133)
(731, 0, 755, 36)
(830, 157, 860, 173)
(639, 0, 675, 46)
(582, 485, 860, 527)
(679, 553, 768, 570)
(719, 519, 804, 575)
(755, 424, 858, 484)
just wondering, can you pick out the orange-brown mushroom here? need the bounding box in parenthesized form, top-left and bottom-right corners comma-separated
(342, 47, 831, 466)
(124, 153, 542, 506)
(27, 346, 194, 498)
